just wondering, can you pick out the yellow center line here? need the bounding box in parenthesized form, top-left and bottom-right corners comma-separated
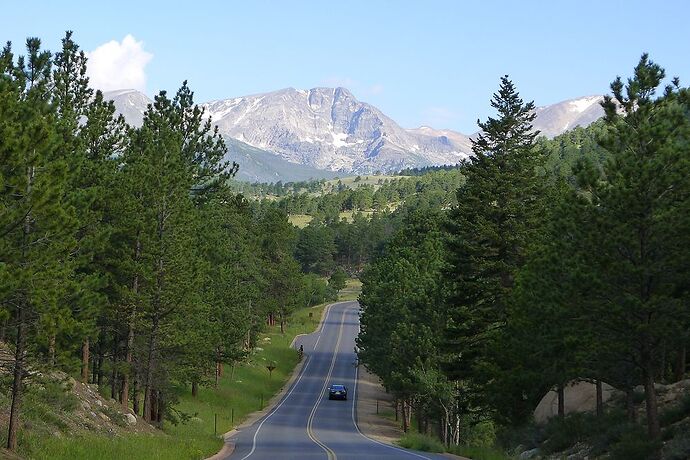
(306, 307, 347, 460)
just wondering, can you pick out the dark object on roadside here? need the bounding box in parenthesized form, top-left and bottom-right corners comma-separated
(328, 384, 348, 400)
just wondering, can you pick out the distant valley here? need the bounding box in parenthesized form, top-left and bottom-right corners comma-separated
(104, 87, 604, 182)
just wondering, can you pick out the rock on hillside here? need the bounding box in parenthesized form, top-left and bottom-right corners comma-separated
(0, 342, 155, 443)
(534, 380, 615, 423)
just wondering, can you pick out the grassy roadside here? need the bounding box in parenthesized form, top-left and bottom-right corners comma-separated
(16, 300, 336, 460)
(397, 432, 511, 460)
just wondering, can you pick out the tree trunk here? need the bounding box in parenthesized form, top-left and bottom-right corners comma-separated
(401, 400, 408, 433)
(143, 320, 158, 423)
(596, 380, 604, 417)
(156, 391, 163, 424)
(133, 378, 140, 415)
(643, 364, 661, 439)
(0, 317, 7, 343)
(121, 320, 134, 408)
(96, 351, 103, 387)
(81, 337, 90, 383)
(557, 384, 565, 419)
(7, 296, 27, 451)
(674, 345, 686, 382)
(149, 388, 157, 424)
(625, 388, 636, 423)
(121, 236, 141, 409)
(659, 342, 667, 383)
(442, 412, 448, 448)
(111, 369, 118, 400)
(48, 332, 56, 366)
(192, 381, 198, 398)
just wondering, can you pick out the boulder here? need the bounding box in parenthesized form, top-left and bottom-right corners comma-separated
(534, 380, 614, 423)
(126, 413, 137, 426)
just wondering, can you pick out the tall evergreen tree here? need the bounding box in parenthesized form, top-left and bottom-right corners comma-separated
(443, 76, 545, 411)
(0, 38, 77, 451)
(575, 55, 690, 439)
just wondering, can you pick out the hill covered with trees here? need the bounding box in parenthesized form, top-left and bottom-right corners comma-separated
(356, 58, 690, 459)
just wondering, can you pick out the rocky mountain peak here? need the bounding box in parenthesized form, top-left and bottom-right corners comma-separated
(533, 95, 604, 138)
(102, 87, 606, 179)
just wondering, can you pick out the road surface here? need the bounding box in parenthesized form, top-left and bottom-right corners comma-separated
(225, 300, 447, 460)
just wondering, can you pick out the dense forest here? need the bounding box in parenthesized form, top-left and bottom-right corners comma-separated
(357, 57, 690, 457)
(0, 34, 343, 451)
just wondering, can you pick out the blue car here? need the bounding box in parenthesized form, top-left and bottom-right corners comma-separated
(328, 384, 348, 400)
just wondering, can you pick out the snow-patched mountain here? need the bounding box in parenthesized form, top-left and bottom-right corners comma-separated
(201, 87, 471, 173)
(102, 89, 151, 128)
(532, 95, 604, 138)
(102, 88, 605, 180)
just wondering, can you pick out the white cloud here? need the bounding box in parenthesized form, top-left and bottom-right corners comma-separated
(86, 35, 153, 92)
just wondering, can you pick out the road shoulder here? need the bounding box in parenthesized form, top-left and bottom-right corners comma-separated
(355, 365, 469, 460)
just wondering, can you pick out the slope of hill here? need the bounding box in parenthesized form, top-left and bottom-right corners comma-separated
(225, 137, 338, 183)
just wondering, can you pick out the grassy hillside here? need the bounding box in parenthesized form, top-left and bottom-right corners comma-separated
(5, 284, 363, 460)
(225, 137, 339, 184)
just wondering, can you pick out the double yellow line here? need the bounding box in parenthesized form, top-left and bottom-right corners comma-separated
(306, 307, 347, 460)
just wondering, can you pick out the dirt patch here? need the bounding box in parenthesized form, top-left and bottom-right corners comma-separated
(355, 365, 404, 444)
(355, 366, 469, 459)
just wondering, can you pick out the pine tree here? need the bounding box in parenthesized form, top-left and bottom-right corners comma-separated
(0, 38, 77, 451)
(444, 76, 545, 410)
(115, 82, 232, 423)
(575, 55, 690, 439)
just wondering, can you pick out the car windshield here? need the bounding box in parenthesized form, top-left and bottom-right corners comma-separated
(331, 385, 345, 390)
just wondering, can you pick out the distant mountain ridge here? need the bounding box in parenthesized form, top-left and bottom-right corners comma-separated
(200, 87, 472, 173)
(533, 95, 604, 138)
(102, 88, 605, 182)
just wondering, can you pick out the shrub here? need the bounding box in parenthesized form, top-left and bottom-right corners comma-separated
(464, 420, 497, 447)
(609, 428, 661, 460)
(662, 432, 690, 460)
(397, 432, 445, 453)
(37, 380, 80, 412)
(450, 445, 511, 460)
(541, 412, 601, 453)
(660, 393, 690, 427)
(101, 406, 128, 427)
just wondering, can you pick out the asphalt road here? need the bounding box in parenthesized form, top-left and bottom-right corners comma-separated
(225, 300, 447, 460)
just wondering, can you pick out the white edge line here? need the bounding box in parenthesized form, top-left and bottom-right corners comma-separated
(313, 334, 321, 350)
(350, 316, 433, 459)
(241, 302, 342, 459)
(239, 356, 312, 460)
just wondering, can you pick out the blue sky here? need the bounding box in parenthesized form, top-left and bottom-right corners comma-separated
(2, 0, 689, 133)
